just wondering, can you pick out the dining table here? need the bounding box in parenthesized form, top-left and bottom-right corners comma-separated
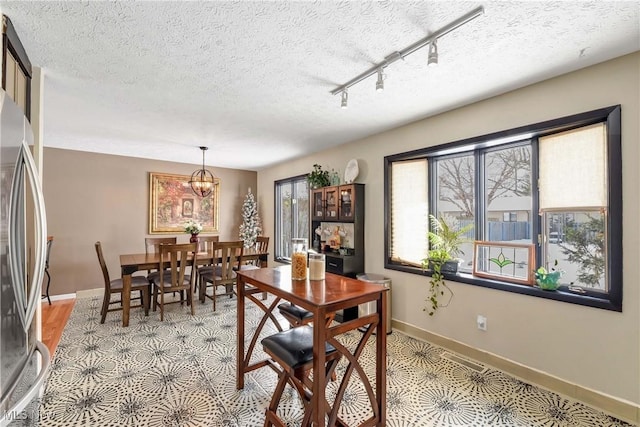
(236, 266, 388, 427)
(118, 247, 268, 327)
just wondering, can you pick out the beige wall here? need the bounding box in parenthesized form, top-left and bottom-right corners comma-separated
(257, 52, 640, 405)
(43, 148, 256, 295)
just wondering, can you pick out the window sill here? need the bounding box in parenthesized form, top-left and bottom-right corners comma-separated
(385, 263, 621, 312)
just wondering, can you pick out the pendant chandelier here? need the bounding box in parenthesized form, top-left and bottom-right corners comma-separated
(189, 146, 215, 197)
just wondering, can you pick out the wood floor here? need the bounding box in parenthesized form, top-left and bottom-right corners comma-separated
(41, 298, 75, 357)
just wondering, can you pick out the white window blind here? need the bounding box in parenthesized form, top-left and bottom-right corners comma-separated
(391, 159, 428, 265)
(539, 123, 607, 210)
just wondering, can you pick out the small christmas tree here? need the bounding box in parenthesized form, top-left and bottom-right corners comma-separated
(239, 188, 262, 248)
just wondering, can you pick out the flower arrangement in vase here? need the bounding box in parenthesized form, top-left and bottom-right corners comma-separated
(184, 220, 203, 243)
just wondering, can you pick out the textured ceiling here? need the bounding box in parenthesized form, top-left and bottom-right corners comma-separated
(1, 1, 639, 171)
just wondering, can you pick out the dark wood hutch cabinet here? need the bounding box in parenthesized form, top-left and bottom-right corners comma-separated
(310, 183, 364, 321)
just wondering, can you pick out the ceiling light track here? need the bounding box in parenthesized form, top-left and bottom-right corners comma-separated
(330, 6, 484, 101)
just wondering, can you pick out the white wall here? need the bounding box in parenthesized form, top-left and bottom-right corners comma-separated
(257, 52, 640, 405)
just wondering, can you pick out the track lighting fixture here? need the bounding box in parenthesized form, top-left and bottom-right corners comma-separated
(330, 6, 483, 107)
(376, 68, 384, 92)
(428, 39, 438, 67)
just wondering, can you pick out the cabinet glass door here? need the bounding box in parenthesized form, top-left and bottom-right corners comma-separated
(324, 187, 339, 219)
(339, 185, 354, 220)
(312, 189, 324, 220)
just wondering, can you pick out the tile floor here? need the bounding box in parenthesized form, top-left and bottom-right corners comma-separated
(17, 295, 635, 426)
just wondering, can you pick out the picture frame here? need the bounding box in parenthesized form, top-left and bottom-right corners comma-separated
(472, 240, 535, 285)
(149, 172, 220, 234)
(182, 198, 194, 217)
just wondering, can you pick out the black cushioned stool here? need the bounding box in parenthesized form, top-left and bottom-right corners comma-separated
(277, 302, 313, 326)
(261, 325, 341, 427)
(278, 302, 337, 328)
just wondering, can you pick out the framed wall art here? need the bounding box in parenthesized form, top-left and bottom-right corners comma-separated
(149, 172, 220, 234)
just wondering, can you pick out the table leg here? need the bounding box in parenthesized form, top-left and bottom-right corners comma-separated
(377, 291, 388, 425)
(122, 273, 131, 327)
(260, 256, 267, 300)
(313, 307, 328, 427)
(237, 274, 246, 390)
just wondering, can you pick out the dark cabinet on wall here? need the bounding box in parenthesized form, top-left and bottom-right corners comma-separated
(310, 183, 365, 277)
(2, 15, 32, 119)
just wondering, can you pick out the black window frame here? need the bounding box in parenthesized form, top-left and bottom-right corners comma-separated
(274, 174, 309, 263)
(384, 105, 622, 311)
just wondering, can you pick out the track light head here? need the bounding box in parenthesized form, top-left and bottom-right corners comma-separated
(428, 39, 438, 67)
(376, 68, 384, 92)
(341, 91, 348, 109)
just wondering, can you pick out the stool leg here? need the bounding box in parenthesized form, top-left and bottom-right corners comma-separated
(264, 369, 289, 427)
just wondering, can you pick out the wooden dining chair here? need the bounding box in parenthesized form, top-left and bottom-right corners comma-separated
(145, 237, 178, 254)
(95, 241, 150, 324)
(197, 235, 219, 253)
(194, 235, 220, 296)
(152, 242, 198, 321)
(199, 241, 244, 311)
(145, 236, 177, 285)
(239, 236, 269, 271)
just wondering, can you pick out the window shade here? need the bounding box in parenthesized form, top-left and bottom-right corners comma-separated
(539, 123, 607, 210)
(391, 159, 428, 265)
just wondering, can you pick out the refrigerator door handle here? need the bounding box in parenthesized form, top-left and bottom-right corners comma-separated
(0, 341, 50, 427)
(21, 138, 47, 332)
(7, 139, 47, 332)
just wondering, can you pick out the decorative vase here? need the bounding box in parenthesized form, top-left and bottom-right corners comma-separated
(190, 233, 199, 243)
(536, 271, 561, 291)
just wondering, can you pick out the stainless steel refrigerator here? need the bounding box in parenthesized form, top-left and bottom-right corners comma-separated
(0, 89, 49, 425)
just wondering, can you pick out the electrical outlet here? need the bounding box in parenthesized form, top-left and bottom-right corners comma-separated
(477, 315, 487, 331)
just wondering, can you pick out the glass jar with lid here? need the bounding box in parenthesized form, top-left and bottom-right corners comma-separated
(291, 238, 308, 280)
(308, 253, 325, 280)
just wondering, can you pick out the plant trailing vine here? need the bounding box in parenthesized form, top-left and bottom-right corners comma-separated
(422, 254, 452, 316)
(421, 214, 474, 316)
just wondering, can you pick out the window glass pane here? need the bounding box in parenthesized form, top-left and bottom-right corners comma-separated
(435, 155, 475, 272)
(294, 180, 309, 242)
(543, 210, 606, 291)
(275, 182, 293, 259)
(484, 144, 533, 247)
(275, 177, 309, 260)
(390, 159, 428, 266)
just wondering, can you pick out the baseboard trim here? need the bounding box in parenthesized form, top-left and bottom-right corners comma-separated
(392, 319, 640, 425)
(44, 293, 76, 302)
(75, 288, 103, 298)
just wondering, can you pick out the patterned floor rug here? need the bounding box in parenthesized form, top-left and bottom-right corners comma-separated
(19, 295, 635, 426)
